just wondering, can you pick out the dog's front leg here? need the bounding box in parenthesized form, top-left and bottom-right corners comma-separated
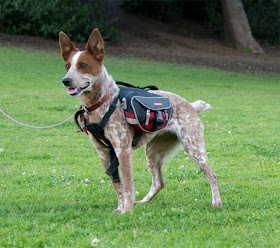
(93, 142, 124, 213)
(115, 148, 135, 214)
(110, 177, 124, 213)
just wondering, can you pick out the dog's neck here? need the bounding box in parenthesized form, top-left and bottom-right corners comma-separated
(79, 65, 119, 117)
(80, 65, 119, 122)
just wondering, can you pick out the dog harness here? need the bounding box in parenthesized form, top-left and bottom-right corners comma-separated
(74, 81, 172, 183)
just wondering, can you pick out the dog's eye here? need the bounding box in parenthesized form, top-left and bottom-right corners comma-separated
(65, 64, 70, 70)
(80, 63, 88, 68)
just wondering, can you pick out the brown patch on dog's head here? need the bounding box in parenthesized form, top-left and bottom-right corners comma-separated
(75, 50, 102, 76)
(72, 28, 105, 78)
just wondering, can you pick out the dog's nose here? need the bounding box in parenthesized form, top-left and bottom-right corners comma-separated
(62, 77, 72, 87)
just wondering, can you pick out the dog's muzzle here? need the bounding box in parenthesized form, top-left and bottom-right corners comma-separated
(62, 77, 90, 96)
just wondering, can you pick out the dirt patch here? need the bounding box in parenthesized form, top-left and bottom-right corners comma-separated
(1, 11, 279, 74)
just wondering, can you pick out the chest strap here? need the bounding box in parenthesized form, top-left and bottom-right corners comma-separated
(74, 92, 113, 132)
(85, 96, 120, 183)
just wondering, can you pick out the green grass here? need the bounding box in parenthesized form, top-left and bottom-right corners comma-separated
(0, 46, 279, 247)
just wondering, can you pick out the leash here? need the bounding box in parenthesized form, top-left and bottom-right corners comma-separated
(0, 107, 74, 129)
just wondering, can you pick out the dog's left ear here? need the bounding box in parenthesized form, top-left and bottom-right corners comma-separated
(86, 28, 104, 62)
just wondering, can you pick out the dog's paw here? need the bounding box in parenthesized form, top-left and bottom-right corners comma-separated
(120, 209, 133, 215)
(211, 200, 223, 208)
(119, 205, 134, 214)
(112, 207, 123, 214)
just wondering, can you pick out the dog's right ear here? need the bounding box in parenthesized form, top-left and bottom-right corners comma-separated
(59, 32, 79, 61)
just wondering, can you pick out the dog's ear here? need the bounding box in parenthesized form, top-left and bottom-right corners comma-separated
(86, 28, 104, 62)
(59, 32, 79, 62)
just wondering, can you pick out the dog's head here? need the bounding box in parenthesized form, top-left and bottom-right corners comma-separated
(59, 29, 104, 96)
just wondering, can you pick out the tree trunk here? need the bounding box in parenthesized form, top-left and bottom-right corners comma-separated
(221, 0, 264, 54)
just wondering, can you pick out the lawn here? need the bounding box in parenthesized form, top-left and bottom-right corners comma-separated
(0, 46, 279, 247)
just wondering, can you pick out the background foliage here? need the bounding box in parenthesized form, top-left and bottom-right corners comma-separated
(122, 0, 280, 46)
(0, 0, 118, 42)
(205, 0, 280, 45)
(1, 0, 279, 45)
(243, 0, 280, 45)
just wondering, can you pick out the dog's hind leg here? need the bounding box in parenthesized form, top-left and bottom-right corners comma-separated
(136, 132, 179, 204)
(179, 120, 222, 207)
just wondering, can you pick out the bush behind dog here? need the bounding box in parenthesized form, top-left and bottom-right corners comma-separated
(0, 0, 119, 42)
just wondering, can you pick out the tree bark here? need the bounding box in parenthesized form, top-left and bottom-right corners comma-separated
(221, 0, 264, 54)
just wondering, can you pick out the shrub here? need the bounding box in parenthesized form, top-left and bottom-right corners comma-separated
(243, 0, 280, 46)
(0, 0, 119, 41)
(204, 0, 224, 37)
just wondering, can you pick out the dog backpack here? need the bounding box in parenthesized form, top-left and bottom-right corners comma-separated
(74, 81, 173, 182)
(119, 86, 172, 134)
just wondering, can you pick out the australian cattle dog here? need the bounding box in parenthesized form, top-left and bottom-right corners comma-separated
(59, 29, 222, 214)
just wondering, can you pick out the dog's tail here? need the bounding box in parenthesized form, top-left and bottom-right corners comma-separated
(191, 100, 212, 114)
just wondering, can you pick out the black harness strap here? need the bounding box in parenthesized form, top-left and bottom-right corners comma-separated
(106, 149, 120, 182)
(132, 131, 143, 147)
(101, 96, 120, 183)
(99, 97, 118, 128)
(85, 96, 121, 183)
(116, 81, 158, 91)
(85, 95, 118, 148)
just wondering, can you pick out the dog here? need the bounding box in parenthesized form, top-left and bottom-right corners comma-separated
(59, 29, 222, 214)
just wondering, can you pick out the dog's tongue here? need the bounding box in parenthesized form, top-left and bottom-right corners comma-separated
(68, 88, 78, 95)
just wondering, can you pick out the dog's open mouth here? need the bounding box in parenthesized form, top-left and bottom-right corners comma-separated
(68, 82, 90, 96)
